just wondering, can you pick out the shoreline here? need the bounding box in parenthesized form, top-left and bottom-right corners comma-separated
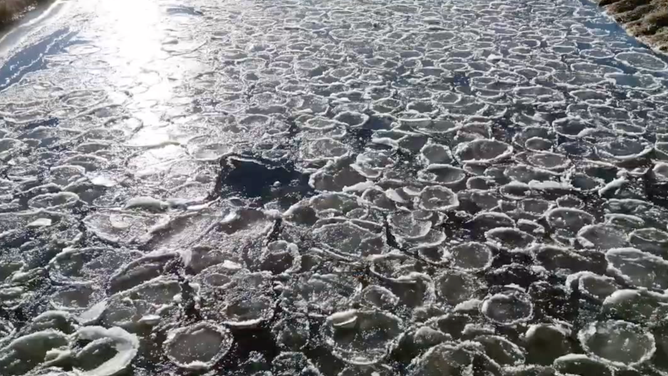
(0, 0, 61, 50)
(596, 0, 668, 53)
(0, 0, 48, 26)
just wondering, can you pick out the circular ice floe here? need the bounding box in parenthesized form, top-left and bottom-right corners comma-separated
(467, 212, 516, 233)
(570, 62, 622, 75)
(190, 143, 233, 161)
(615, 51, 668, 72)
(606, 73, 659, 90)
(513, 86, 564, 104)
(499, 181, 532, 200)
(71, 326, 138, 376)
(581, 48, 614, 59)
(567, 163, 615, 193)
(272, 351, 321, 375)
(485, 227, 536, 251)
(351, 150, 395, 179)
(300, 138, 350, 162)
(545, 207, 595, 235)
(435, 270, 483, 306)
(552, 117, 595, 138)
(417, 165, 467, 186)
(454, 139, 512, 164)
(49, 247, 142, 286)
(518, 198, 551, 218)
(62, 154, 109, 172)
(256, 240, 301, 275)
(339, 363, 396, 376)
(481, 288, 533, 325)
(559, 141, 596, 161)
(418, 185, 459, 211)
(357, 285, 400, 311)
(578, 320, 655, 366)
(523, 151, 571, 171)
(83, 210, 169, 246)
(475, 335, 526, 366)
(200, 271, 275, 328)
(523, 324, 572, 365)
(369, 253, 421, 281)
(322, 310, 403, 365)
(193, 262, 243, 290)
(629, 227, 668, 257)
(0, 255, 25, 285)
(524, 137, 552, 151)
(653, 162, 668, 182)
(280, 273, 362, 317)
(612, 122, 645, 136)
(309, 156, 368, 192)
(512, 125, 552, 148)
(567, 272, 617, 301)
(407, 342, 501, 376)
(107, 252, 180, 294)
(504, 164, 559, 184)
(28, 192, 80, 209)
(164, 322, 233, 370)
(577, 224, 628, 250)
(310, 192, 361, 217)
(0, 330, 70, 375)
(20, 311, 77, 336)
(101, 276, 182, 328)
(389, 211, 434, 239)
(420, 143, 454, 165)
(555, 195, 583, 209)
(553, 354, 613, 376)
(569, 88, 610, 104)
(448, 242, 493, 271)
(602, 289, 666, 322)
(606, 248, 668, 290)
(49, 284, 104, 312)
(372, 98, 403, 113)
(334, 111, 369, 128)
(605, 213, 644, 230)
(595, 138, 652, 162)
(589, 105, 631, 123)
(312, 220, 383, 259)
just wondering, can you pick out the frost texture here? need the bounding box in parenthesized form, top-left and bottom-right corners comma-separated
(1, 0, 668, 374)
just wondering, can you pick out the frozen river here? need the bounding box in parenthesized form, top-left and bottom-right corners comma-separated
(1, 0, 668, 374)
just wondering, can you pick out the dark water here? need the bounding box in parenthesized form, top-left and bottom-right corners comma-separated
(0, 27, 76, 91)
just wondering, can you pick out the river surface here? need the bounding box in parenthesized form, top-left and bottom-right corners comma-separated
(1, 0, 668, 375)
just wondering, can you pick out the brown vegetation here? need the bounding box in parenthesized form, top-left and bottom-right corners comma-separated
(596, 0, 668, 52)
(0, 0, 39, 26)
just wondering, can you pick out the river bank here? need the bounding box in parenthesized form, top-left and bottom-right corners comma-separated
(0, 0, 47, 25)
(597, 0, 668, 53)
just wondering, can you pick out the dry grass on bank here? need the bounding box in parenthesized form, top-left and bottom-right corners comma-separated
(597, 0, 668, 52)
(0, 0, 38, 25)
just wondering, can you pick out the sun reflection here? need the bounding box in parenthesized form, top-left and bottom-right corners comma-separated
(93, 0, 164, 69)
(83, 0, 178, 109)
(80, 0, 208, 172)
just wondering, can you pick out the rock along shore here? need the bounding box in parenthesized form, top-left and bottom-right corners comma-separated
(0, 0, 46, 26)
(596, 0, 668, 53)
